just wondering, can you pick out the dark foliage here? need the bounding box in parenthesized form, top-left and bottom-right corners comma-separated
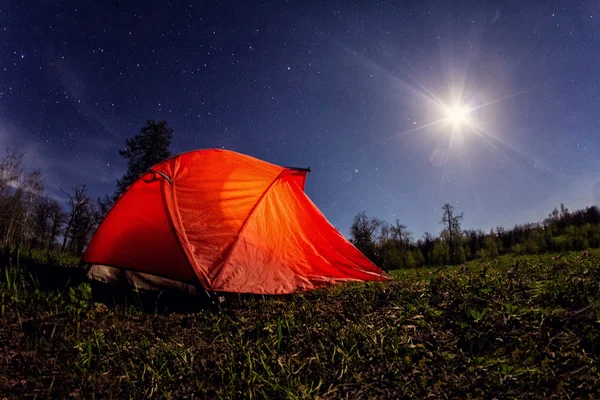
(114, 119, 173, 199)
(353, 203, 600, 270)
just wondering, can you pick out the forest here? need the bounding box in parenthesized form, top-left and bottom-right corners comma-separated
(350, 203, 600, 270)
(1, 119, 599, 269)
(0, 119, 169, 262)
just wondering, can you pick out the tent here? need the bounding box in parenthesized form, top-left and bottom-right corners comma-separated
(83, 149, 388, 295)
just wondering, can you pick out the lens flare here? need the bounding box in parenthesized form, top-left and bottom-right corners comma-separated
(445, 105, 470, 127)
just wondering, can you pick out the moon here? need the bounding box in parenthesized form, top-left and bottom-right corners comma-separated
(445, 105, 470, 127)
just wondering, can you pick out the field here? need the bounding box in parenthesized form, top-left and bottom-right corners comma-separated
(1, 250, 600, 399)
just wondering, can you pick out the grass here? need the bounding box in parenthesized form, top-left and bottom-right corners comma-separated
(1, 250, 600, 398)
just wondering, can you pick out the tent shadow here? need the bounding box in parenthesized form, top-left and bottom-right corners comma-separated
(90, 281, 223, 314)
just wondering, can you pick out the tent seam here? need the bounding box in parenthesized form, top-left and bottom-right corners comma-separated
(163, 173, 213, 288)
(218, 169, 287, 275)
(160, 178, 202, 285)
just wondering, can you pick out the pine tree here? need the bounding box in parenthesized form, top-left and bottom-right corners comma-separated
(114, 120, 173, 199)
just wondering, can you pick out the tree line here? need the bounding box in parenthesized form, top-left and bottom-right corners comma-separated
(350, 202, 600, 270)
(0, 148, 112, 256)
(2, 117, 600, 267)
(0, 119, 173, 257)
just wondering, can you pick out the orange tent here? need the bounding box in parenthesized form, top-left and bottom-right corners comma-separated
(83, 149, 388, 294)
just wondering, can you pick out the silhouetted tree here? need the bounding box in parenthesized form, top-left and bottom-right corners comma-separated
(18, 170, 44, 246)
(68, 199, 98, 255)
(96, 194, 113, 221)
(0, 167, 43, 248)
(61, 184, 92, 252)
(47, 202, 66, 251)
(441, 203, 463, 265)
(115, 119, 173, 199)
(391, 220, 413, 268)
(32, 195, 56, 249)
(378, 221, 392, 243)
(0, 147, 24, 196)
(586, 206, 600, 224)
(350, 211, 382, 263)
(391, 220, 411, 246)
(419, 232, 435, 266)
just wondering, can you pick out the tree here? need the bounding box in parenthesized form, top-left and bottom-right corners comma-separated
(0, 168, 43, 248)
(378, 221, 392, 243)
(391, 220, 412, 247)
(350, 211, 382, 262)
(68, 199, 98, 255)
(96, 194, 113, 221)
(47, 202, 66, 251)
(440, 203, 463, 265)
(420, 232, 435, 266)
(412, 247, 425, 267)
(2, 190, 25, 246)
(0, 147, 24, 196)
(390, 220, 412, 268)
(482, 236, 499, 258)
(61, 184, 92, 252)
(18, 170, 44, 246)
(432, 240, 449, 266)
(378, 239, 401, 271)
(0, 148, 25, 246)
(32, 195, 56, 249)
(586, 206, 600, 225)
(404, 250, 416, 268)
(115, 119, 173, 199)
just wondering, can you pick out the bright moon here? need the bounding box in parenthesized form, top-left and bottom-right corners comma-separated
(446, 105, 469, 126)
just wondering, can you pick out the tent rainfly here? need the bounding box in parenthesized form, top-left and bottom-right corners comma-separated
(83, 149, 388, 295)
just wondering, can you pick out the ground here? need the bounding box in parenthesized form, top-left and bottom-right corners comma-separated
(1, 250, 600, 399)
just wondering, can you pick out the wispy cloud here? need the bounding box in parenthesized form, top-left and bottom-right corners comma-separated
(0, 115, 121, 203)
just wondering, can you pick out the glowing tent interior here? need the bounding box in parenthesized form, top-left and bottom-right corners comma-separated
(83, 149, 388, 295)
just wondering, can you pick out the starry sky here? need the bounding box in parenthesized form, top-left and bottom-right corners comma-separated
(1, 1, 599, 238)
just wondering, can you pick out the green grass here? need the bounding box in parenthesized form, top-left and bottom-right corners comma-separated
(2, 250, 600, 398)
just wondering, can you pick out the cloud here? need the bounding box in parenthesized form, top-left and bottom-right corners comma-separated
(0, 114, 121, 204)
(0, 118, 55, 194)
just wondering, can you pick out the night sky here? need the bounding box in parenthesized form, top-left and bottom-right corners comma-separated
(2, 1, 599, 237)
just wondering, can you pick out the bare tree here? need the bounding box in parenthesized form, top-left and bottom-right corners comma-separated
(387, 220, 413, 268)
(0, 147, 24, 196)
(421, 232, 435, 266)
(0, 148, 25, 246)
(19, 170, 44, 246)
(441, 203, 464, 265)
(378, 221, 391, 244)
(351, 211, 382, 252)
(96, 194, 113, 221)
(32, 195, 55, 249)
(48, 202, 66, 251)
(391, 220, 412, 247)
(68, 200, 98, 254)
(61, 184, 92, 252)
(2, 191, 25, 246)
